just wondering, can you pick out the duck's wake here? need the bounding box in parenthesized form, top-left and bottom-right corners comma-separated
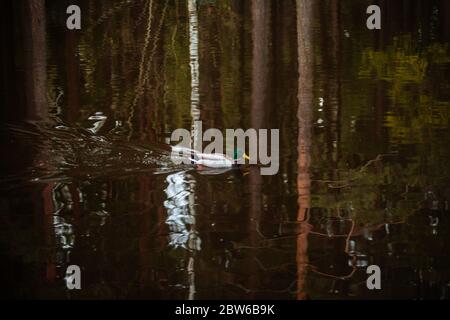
(0, 114, 193, 187)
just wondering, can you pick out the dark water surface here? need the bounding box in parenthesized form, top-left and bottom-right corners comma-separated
(1, 0, 450, 299)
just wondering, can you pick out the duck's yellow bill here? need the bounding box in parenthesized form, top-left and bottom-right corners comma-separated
(243, 153, 250, 161)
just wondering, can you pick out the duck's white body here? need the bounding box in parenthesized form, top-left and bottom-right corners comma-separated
(171, 146, 235, 168)
(193, 153, 234, 168)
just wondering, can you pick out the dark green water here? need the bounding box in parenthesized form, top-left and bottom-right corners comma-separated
(1, 0, 450, 299)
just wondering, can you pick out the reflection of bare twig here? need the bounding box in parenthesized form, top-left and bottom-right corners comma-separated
(128, 0, 154, 138)
(328, 183, 352, 189)
(230, 242, 294, 253)
(313, 153, 395, 188)
(228, 280, 297, 295)
(255, 219, 406, 242)
(344, 219, 355, 253)
(253, 256, 295, 272)
(47, 89, 64, 115)
(309, 263, 356, 280)
(134, 0, 150, 30)
(250, 217, 407, 281)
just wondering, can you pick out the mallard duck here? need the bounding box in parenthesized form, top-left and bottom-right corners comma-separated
(172, 146, 250, 169)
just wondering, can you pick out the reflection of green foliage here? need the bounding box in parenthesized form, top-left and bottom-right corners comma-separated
(314, 31, 450, 227)
(163, 0, 191, 131)
(313, 159, 414, 225)
(359, 36, 450, 144)
(359, 37, 428, 82)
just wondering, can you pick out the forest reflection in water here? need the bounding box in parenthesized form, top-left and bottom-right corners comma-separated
(1, 0, 450, 299)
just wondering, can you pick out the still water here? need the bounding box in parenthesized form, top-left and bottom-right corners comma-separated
(1, 0, 450, 299)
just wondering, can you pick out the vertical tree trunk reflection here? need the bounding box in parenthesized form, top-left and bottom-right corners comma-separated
(327, 0, 341, 169)
(65, 30, 80, 122)
(296, 0, 314, 300)
(42, 183, 56, 284)
(249, 0, 271, 297)
(10, 0, 47, 121)
(251, 0, 270, 130)
(0, 0, 47, 188)
(187, 0, 199, 300)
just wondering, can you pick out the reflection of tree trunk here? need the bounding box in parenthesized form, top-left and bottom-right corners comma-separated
(218, 0, 245, 129)
(248, 0, 272, 298)
(65, 31, 80, 122)
(138, 176, 150, 287)
(316, 1, 340, 180)
(250, 0, 271, 235)
(2, 0, 47, 122)
(251, 0, 271, 130)
(328, 0, 340, 169)
(199, 4, 221, 129)
(187, 0, 199, 300)
(188, 0, 200, 148)
(375, 0, 387, 50)
(296, 0, 314, 301)
(0, 0, 47, 179)
(315, 0, 341, 174)
(42, 183, 56, 283)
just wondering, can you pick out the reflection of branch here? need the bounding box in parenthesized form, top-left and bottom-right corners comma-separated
(134, 0, 150, 30)
(305, 219, 356, 280)
(228, 280, 297, 295)
(309, 263, 356, 280)
(313, 153, 395, 188)
(253, 257, 295, 272)
(230, 242, 294, 253)
(47, 89, 64, 115)
(328, 182, 352, 189)
(128, 0, 154, 138)
(344, 219, 355, 253)
(358, 154, 383, 172)
(256, 218, 406, 241)
(231, 213, 412, 285)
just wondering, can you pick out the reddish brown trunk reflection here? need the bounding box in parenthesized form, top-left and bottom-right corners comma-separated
(296, 0, 314, 300)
